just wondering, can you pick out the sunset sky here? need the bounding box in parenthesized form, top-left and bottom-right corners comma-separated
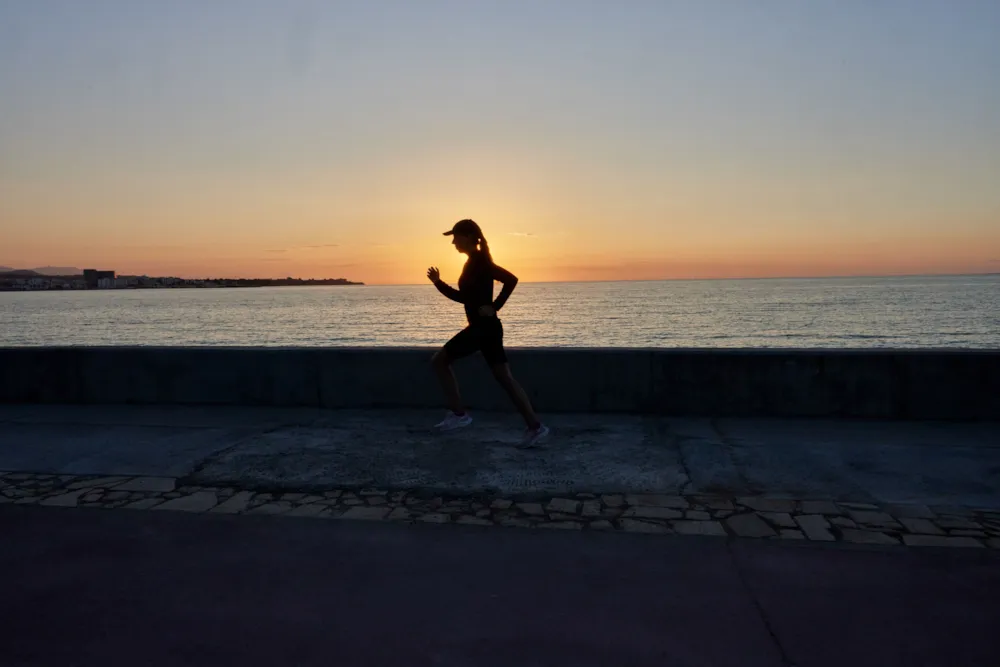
(2, 1, 998, 284)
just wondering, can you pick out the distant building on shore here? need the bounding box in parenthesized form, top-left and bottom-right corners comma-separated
(83, 269, 115, 289)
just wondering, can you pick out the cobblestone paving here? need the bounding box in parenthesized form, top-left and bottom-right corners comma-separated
(3, 471, 999, 548)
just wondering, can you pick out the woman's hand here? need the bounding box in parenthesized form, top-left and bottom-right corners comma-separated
(477, 305, 496, 317)
(426, 267, 440, 283)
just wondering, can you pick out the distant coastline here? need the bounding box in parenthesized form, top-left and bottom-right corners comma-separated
(0, 269, 363, 292)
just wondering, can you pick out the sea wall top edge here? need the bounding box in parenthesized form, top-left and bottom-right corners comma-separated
(1, 345, 998, 355)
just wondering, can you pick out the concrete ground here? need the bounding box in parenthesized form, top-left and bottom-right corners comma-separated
(0, 404, 997, 506)
(2, 404, 999, 666)
(2, 504, 999, 667)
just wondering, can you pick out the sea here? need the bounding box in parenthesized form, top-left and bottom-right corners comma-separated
(1, 275, 997, 349)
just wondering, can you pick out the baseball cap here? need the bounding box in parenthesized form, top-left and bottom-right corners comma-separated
(443, 219, 481, 238)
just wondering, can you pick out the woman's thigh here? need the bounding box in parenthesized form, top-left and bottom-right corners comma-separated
(442, 327, 480, 362)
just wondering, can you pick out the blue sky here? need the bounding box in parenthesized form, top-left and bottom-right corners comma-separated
(2, 1, 998, 282)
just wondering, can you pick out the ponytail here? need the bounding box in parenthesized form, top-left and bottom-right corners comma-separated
(478, 234, 493, 265)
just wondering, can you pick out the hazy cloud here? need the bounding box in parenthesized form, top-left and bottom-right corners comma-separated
(265, 244, 339, 253)
(507, 232, 535, 237)
(988, 258, 1000, 263)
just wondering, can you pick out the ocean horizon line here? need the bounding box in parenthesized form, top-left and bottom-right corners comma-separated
(371, 271, 999, 288)
(2, 270, 995, 292)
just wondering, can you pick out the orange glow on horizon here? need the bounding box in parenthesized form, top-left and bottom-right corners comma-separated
(4, 231, 996, 285)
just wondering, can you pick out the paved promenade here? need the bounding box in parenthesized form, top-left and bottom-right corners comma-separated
(2, 404, 999, 665)
(2, 404, 998, 545)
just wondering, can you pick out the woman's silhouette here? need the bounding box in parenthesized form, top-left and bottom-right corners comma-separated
(427, 219, 549, 447)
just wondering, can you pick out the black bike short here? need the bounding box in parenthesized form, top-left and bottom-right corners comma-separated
(443, 317, 507, 366)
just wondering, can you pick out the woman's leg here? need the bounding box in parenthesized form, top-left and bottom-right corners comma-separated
(433, 327, 478, 416)
(480, 319, 543, 431)
(490, 362, 541, 429)
(431, 347, 464, 415)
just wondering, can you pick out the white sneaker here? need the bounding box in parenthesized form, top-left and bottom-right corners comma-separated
(519, 424, 550, 448)
(434, 411, 472, 431)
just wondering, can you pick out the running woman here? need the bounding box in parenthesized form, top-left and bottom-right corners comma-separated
(426, 219, 549, 447)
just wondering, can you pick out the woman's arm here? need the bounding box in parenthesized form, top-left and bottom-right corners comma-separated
(427, 266, 464, 303)
(434, 278, 464, 303)
(491, 264, 518, 311)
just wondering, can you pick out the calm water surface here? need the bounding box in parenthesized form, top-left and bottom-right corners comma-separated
(1, 276, 997, 348)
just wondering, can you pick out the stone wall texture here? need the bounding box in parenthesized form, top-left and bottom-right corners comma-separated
(1, 347, 998, 419)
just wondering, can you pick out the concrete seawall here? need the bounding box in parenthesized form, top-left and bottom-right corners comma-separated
(1, 347, 998, 419)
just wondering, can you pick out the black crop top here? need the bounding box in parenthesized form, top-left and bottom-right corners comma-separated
(433, 251, 519, 324)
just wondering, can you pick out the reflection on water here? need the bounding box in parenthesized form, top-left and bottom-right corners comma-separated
(1, 275, 998, 348)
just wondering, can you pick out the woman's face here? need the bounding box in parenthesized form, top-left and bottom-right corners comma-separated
(452, 233, 477, 254)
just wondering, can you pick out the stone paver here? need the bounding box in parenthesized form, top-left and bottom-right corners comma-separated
(623, 506, 683, 520)
(154, 492, 218, 513)
(758, 512, 797, 528)
(900, 518, 944, 535)
(517, 503, 544, 516)
(3, 470, 998, 549)
(626, 494, 687, 509)
(840, 529, 899, 546)
(699, 498, 735, 510)
(936, 518, 982, 530)
(673, 520, 727, 537)
(250, 501, 293, 516)
(546, 498, 579, 514)
(212, 491, 254, 514)
(795, 514, 836, 541)
(619, 519, 671, 534)
(40, 490, 88, 507)
(738, 498, 796, 513)
(115, 477, 176, 493)
(950, 529, 988, 537)
(848, 511, 900, 527)
(601, 494, 624, 507)
(67, 476, 131, 490)
(903, 535, 984, 548)
(726, 513, 776, 538)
